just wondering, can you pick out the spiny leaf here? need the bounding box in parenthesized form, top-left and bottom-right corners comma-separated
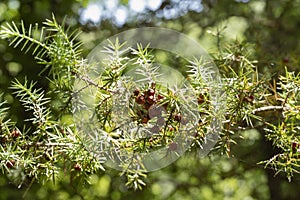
(0, 21, 49, 56)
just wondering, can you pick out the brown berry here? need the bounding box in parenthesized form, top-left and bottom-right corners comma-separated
(11, 128, 21, 138)
(283, 56, 289, 63)
(146, 95, 156, 105)
(142, 117, 149, 124)
(292, 141, 298, 149)
(249, 95, 254, 100)
(174, 113, 182, 122)
(74, 163, 82, 171)
(198, 94, 205, 105)
(135, 95, 145, 104)
(133, 88, 140, 96)
(6, 160, 15, 168)
(147, 89, 155, 96)
(157, 94, 164, 100)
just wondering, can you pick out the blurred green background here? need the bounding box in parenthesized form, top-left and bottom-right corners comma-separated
(1, 0, 300, 199)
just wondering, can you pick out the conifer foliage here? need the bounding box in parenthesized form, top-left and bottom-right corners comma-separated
(0, 15, 299, 190)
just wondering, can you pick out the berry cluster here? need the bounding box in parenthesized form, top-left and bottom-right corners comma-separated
(133, 83, 165, 126)
(1, 129, 21, 169)
(132, 83, 190, 129)
(129, 82, 194, 154)
(0, 128, 21, 145)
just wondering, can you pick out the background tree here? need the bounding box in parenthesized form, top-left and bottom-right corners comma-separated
(0, 0, 300, 199)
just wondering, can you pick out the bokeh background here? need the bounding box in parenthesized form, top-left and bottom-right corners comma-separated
(1, 0, 300, 199)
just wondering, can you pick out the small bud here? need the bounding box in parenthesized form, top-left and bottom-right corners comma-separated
(6, 160, 15, 168)
(74, 163, 82, 171)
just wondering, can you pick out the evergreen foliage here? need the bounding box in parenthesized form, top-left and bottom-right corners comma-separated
(0, 15, 299, 192)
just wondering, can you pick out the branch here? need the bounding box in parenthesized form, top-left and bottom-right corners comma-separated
(73, 71, 115, 93)
(251, 105, 286, 114)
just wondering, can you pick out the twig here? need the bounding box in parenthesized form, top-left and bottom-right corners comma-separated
(73, 70, 115, 93)
(25, 142, 73, 147)
(251, 105, 287, 114)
